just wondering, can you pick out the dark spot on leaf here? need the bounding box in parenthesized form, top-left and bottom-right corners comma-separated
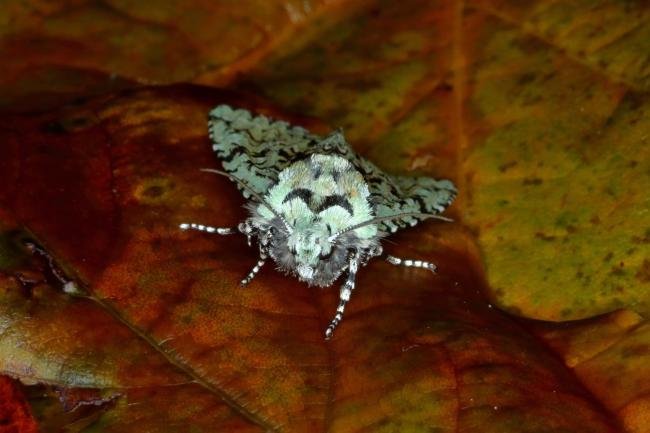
(68, 117, 91, 128)
(517, 72, 536, 86)
(498, 161, 517, 173)
(635, 259, 650, 282)
(135, 178, 174, 203)
(42, 121, 67, 134)
(610, 265, 625, 276)
(144, 185, 165, 198)
(565, 224, 578, 234)
(535, 232, 556, 241)
(631, 228, 650, 244)
(41, 116, 94, 134)
(604, 186, 617, 197)
(70, 96, 90, 106)
(621, 344, 649, 358)
(603, 252, 614, 262)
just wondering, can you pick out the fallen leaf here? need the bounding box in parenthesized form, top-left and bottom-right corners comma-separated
(0, 87, 623, 432)
(241, 0, 650, 321)
(0, 376, 38, 433)
(532, 310, 650, 433)
(0, 0, 648, 431)
(0, 0, 360, 112)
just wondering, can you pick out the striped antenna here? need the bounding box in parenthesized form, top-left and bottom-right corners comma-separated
(328, 212, 452, 241)
(200, 168, 293, 233)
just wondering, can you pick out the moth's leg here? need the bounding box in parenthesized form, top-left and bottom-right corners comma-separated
(240, 230, 272, 287)
(238, 220, 256, 246)
(385, 255, 437, 273)
(361, 244, 383, 265)
(179, 223, 237, 235)
(325, 254, 359, 340)
(240, 251, 267, 286)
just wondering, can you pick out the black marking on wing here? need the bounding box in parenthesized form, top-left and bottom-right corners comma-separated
(283, 188, 314, 206)
(209, 105, 456, 233)
(316, 194, 354, 215)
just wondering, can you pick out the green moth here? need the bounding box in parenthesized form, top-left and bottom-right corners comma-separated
(181, 105, 456, 339)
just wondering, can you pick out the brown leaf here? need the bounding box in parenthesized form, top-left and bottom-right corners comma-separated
(0, 0, 358, 112)
(0, 86, 622, 432)
(240, 0, 650, 321)
(532, 310, 650, 433)
(0, 376, 38, 433)
(0, 0, 648, 431)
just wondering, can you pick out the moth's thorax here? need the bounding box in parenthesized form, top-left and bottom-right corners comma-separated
(246, 153, 385, 287)
(257, 153, 378, 239)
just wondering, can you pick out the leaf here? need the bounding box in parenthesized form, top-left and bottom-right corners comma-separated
(531, 310, 650, 433)
(0, 375, 38, 433)
(0, 87, 623, 432)
(240, 0, 650, 321)
(0, 0, 648, 432)
(0, 0, 358, 112)
(458, 2, 650, 321)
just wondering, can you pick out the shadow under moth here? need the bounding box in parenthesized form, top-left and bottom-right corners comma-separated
(181, 105, 457, 339)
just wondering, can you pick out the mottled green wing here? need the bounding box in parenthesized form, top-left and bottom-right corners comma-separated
(208, 105, 456, 233)
(208, 105, 322, 196)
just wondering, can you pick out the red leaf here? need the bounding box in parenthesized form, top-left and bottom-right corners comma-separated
(0, 86, 623, 432)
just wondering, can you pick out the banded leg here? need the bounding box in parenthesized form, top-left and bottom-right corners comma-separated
(179, 223, 237, 235)
(241, 256, 266, 286)
(238, 220, 255, 246)
(325, 255, 359, 339)
(385, 255, 437, 273)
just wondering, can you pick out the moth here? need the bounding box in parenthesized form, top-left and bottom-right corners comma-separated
(180, 105, 456, 339)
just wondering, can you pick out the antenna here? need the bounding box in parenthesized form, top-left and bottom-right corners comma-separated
(329, 212, 452, 241)
(200, 168, 293, 233)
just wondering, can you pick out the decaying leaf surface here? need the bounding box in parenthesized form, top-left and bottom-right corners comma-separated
(0, 0, 361, 112)
(532, 310, 650, 433)
(459, 3, 650, 321)
(0, 376, 38, 433)
(0, 0, 648, 432)
(0, 87, 623, 432)
(241, 0, 650, 321)
(0, 214, 262, 432)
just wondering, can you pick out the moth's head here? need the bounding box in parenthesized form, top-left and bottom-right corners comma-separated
(286, 224, 333, 281)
